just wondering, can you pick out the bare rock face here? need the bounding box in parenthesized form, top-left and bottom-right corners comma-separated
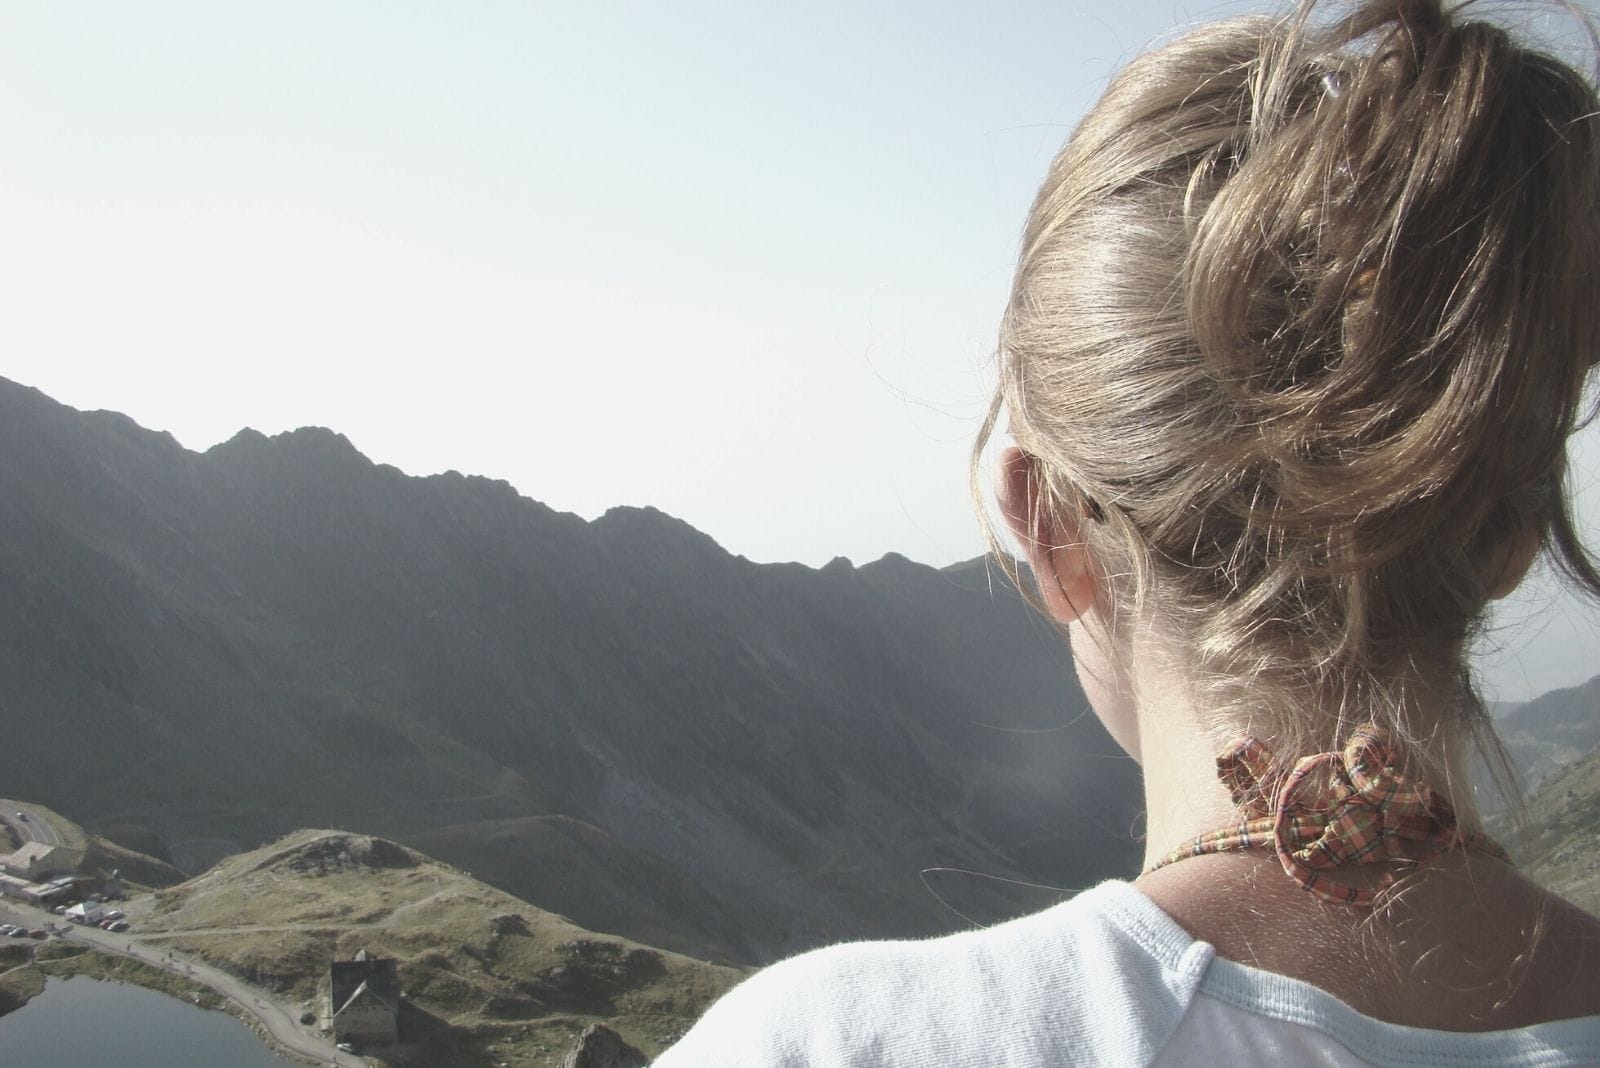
(560, 1023, 647, 1068)
(281, 834, 417, 875)
(347, 835, 416, 869)
(489, 912, 528, 935)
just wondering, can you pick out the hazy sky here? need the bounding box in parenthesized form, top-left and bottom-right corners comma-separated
(2, 1, 1597, 701)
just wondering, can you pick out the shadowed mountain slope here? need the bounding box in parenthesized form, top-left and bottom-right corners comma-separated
(1497, 673, 1600, 793)
(1518, 742, 1600, 916)
(0, 376, 1141, 963)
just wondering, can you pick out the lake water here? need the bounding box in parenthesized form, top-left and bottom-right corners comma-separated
(0, 975, 299, 1067)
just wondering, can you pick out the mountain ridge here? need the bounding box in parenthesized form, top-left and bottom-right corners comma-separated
(0, 375, 1142, 965)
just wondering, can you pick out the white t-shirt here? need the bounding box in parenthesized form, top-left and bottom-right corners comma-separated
(654, 881, 1600, 1066)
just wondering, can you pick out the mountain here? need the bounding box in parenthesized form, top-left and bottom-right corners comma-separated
(1496, 673, 1600, 793)
(1517, 743, 1600, 916)
(0, 377, 1142, 964)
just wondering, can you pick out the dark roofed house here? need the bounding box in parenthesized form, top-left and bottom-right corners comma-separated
(329, 950, 400, 1046)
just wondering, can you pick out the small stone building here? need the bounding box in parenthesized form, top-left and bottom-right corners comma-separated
(329, 950, 400, 1045)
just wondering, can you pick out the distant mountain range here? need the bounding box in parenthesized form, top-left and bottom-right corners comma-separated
(0, 377, 1143, 965)
(1495, 673, 1600, 792)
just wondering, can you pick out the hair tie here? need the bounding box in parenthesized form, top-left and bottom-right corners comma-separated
(1148, 725, 1507, 906)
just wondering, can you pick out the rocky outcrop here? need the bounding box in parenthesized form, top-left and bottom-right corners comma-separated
(561, 1023, 648, 1068)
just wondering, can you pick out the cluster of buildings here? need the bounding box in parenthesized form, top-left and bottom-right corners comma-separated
(3, 810, 402, 1051)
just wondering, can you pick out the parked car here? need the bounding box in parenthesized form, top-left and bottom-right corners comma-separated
(106, 921, 129, 933)
(28, 930, 45, 940)
(103, 910, 125, 921)
(7, 928, 28, 938)
(0, 924, 16, 935)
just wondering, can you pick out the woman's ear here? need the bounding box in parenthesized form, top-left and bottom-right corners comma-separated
(998, 446, 1100, 624)
(1487, 527, 1541, 600)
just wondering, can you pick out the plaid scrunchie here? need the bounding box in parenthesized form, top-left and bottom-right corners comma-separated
(1149, 724, 1507, 906)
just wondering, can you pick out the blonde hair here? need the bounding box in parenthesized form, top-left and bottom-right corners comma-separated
(977, 0, 1600, 770)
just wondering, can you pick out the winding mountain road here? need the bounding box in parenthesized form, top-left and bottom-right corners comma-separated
(0, 799, 63, 848)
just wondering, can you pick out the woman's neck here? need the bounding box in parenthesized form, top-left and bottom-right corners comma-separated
(1122, 664, 1487, 872)
(1127, 674, 1239, 871)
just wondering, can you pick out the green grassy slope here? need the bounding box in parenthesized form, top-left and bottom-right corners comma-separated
(134, 829, 745, 1066)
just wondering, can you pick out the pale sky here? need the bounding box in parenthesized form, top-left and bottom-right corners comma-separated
(2, 1, 1597, 701)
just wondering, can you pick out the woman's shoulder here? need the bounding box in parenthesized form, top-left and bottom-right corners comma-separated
(1139, 855, 1600, 1065)
(655, 877, 1600, 1067)
(653, 881, 1213, 1067)
(1142, 854, 1600, 1031)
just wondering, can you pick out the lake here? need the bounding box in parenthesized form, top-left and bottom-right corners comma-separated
(0, 975, 300, 1067)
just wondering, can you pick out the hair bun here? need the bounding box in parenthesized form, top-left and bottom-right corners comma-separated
(1185, 0, 1600, 565)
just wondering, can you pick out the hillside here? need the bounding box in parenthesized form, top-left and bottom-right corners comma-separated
(1518, 744, 1600, 916)
(0, 800, 183, 891)
(0, 376, 1142, 964)
(1497, 673, 1600, 792)
(118, 829, 745, 1065)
